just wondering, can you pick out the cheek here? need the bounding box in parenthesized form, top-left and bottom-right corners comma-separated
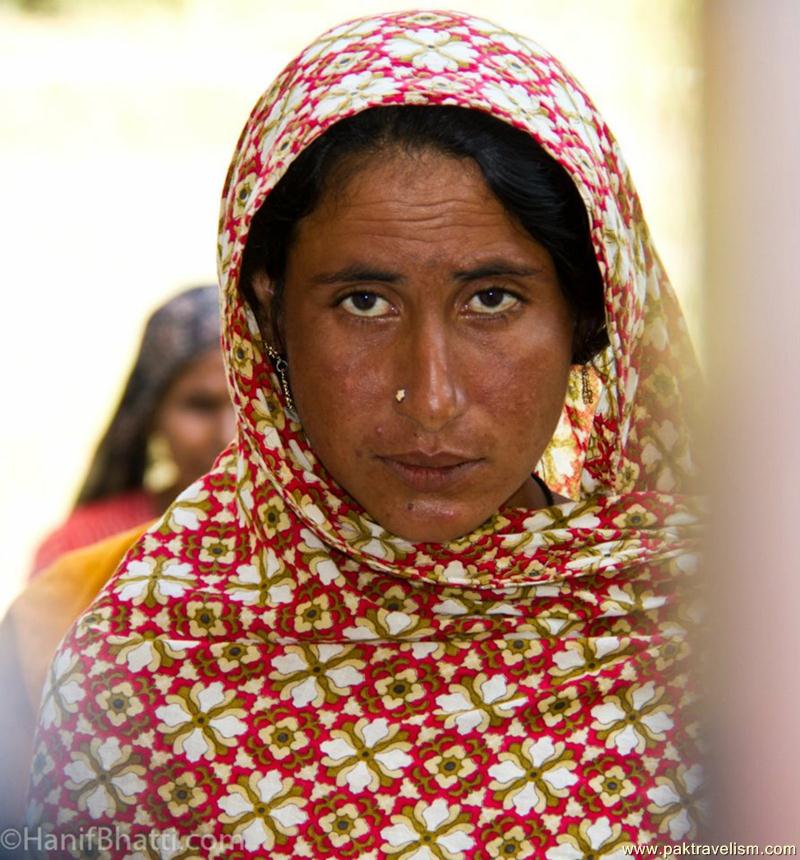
(160, 411, 215, 458)
(500, 344, 571, 410)
(287, 330, 385, 463)
(471, 329, 572, 452)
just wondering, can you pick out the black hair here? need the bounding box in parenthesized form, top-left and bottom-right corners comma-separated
(241, 105, 607, 363)
(75, 285, 220, 505)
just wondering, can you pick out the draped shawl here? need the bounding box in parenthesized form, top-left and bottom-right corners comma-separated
(28, 11, 703, 857)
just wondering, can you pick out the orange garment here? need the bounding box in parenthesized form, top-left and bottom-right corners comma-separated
(0, 522, 149, 824)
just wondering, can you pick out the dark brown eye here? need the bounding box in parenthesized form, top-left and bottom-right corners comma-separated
(467, 288, 519, 314)
(479, 289, 504, 306)
(180, 394, 224, 414)
(340, 292, 391, 317)
(352, 292, 377, 310)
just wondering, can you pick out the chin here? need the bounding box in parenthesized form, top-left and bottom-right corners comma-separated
(381, 502, 486, 544)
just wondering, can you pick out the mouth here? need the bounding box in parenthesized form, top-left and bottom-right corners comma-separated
(377, 451, 483, 492)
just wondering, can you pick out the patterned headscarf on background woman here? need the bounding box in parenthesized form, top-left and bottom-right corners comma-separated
(28, 11, 703, 856)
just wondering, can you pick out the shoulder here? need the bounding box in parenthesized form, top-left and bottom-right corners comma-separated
(30, 491, 156, 576)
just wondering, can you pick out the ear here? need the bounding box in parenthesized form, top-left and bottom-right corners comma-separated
(251, 271, 285, 354)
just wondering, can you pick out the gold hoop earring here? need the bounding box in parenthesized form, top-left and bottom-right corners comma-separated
(143, 433, 180, 494)
(263, 341, 297, 417)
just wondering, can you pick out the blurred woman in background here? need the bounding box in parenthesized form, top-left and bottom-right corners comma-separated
(1, 285, 234, 824)
(29, 284, 234, 576)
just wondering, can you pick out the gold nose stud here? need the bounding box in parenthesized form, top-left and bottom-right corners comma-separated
(395, 388, 406, 403)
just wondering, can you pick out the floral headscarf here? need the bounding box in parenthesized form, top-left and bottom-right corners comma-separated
(28, 11, 702, 856)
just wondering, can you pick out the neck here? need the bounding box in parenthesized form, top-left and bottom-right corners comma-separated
(505, 475, 551, 510)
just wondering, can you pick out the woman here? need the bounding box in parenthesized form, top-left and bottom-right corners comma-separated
(28, 11, 702, 855)
(30, 285, 233, 576)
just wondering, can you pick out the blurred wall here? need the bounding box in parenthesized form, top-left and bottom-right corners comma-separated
(703, 0, 800, 839)
(0, 0, 701, 612)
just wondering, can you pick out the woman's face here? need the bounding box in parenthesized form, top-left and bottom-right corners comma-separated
(154, 348, 235, 492)
(257, 149, 575, 543)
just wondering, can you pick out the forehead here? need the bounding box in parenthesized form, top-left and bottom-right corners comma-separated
(320, 148, 492, 215)
(168, 348, 227, 391)
(292, 148, 544, 265)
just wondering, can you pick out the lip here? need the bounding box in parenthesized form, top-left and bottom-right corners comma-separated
(378, 451, 483, 491)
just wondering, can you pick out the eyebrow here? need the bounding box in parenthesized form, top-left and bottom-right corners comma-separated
(453, 263, 544, 282)
(310, 265, 402, 286)
(309, 262, 544, 286)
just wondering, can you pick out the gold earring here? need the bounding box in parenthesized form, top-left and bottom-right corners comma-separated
(395, 388, 406, 402)
(263, 341, 297, 417)
(143, 433, 180, 494)
(581, 365, 594, 405)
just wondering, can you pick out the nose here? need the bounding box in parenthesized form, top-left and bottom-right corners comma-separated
(395, 321, 466, 433)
